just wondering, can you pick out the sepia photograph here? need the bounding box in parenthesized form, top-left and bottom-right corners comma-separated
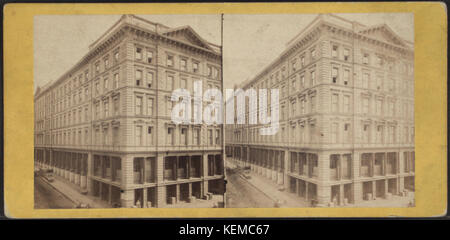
(223, 13, 415, 208)
(3, 1, 447, 220)
(33, 14, 225, 209)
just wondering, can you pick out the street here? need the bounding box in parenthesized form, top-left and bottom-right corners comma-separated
(34, 176, 75, 209)
(225, 168, 275, 208)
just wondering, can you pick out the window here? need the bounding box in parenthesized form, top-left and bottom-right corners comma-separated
(136, 126, 142, 146)
(310, 96, 316, 112)
(208, 129, 213, 145)
(113, 127, 119, 146)
(300, 99, 305, 114)
(331, 94, 339, 112)
(343, 49, 350, 61)
(207, 66, 212, 77)
(166, 75, 173, 90)
(376, 99, 383, 116)
(113, 98, 119, 116)
(363, 124, 370, 143)
(85, 107, 89, 121)
(114, 73, 119, 89)
(331, 123, 338, 143)
(147, 98, 153, 116)
(135, 70, 142, 86)
(103, 128, 108, 145)
(212, 67, 219, 79)
(135, 47, 142, 60)
(167, 127, 174, 145)
(135, 96, 143, 115)
(301, 56, 305, 67)
(147, 72, 153, 88)
(362, 97, 369, 114)
(388, 126, 395, 143)
(215, 129, 220, 145)
(376, 75, 383, 90)
(292, 78, 296, 90)
(389, 101, 395, 117)
(343, 69, 349, 85)
(181, 78, 187, 89)
(377, 56, 384, 67)
(114, 51, 119, 63)
(332, 45, 338, 58)
(363, 53, 369, 65)
(167, 55, 174, 67)
(300, 75, 305, 88)
(95, 103, 100, 119)
(95, 62, 100, 74)
(104, 78, 108, 91)
(377, 125, 384, 143)
(310, 71, 316, 86)
(193, 62, 199, 73)
(291, 101, 296, 116)
(180, 59, 187, 71)
(311, 49, 316, 59)
(291, 59, 297, 72)
(194, 128, 200, 145)
(104, 58, 109, 69)
(147, 50, 153, 63)
(147, 126, 153, 145)
(104, 101, 109, 117)
(181, 128, 187, 145)
(362, 73, 370, 89)
(332, 67, 338, 83)
(344, 123, 351, 143)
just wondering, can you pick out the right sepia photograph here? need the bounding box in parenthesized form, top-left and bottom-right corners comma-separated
(223, 13, 415, 208)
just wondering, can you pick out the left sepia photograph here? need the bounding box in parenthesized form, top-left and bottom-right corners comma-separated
(33, 14, 225, 209)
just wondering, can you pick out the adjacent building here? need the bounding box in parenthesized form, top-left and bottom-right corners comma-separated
(225, 14, 414, 206)
(34, 15, 224, 208)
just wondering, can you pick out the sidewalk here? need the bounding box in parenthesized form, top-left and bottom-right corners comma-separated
(47, 175, 110, 208)
(165, 194, 224, 208)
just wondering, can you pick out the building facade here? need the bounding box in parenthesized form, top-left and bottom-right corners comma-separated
(225, 14, 414, 206)
(34, 15, 224, 208)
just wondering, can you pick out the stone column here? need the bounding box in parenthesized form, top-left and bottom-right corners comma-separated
(353, 182, 363, 203)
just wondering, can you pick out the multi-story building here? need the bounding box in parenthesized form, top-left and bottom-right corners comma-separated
(225, 14, 414, 206)
(34, 14, 224, 208)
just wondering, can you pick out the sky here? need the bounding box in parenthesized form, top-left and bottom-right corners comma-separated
(223, 13, 414, 89)
(34, 14, 222, 90)
(34, 13, 413, 91)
